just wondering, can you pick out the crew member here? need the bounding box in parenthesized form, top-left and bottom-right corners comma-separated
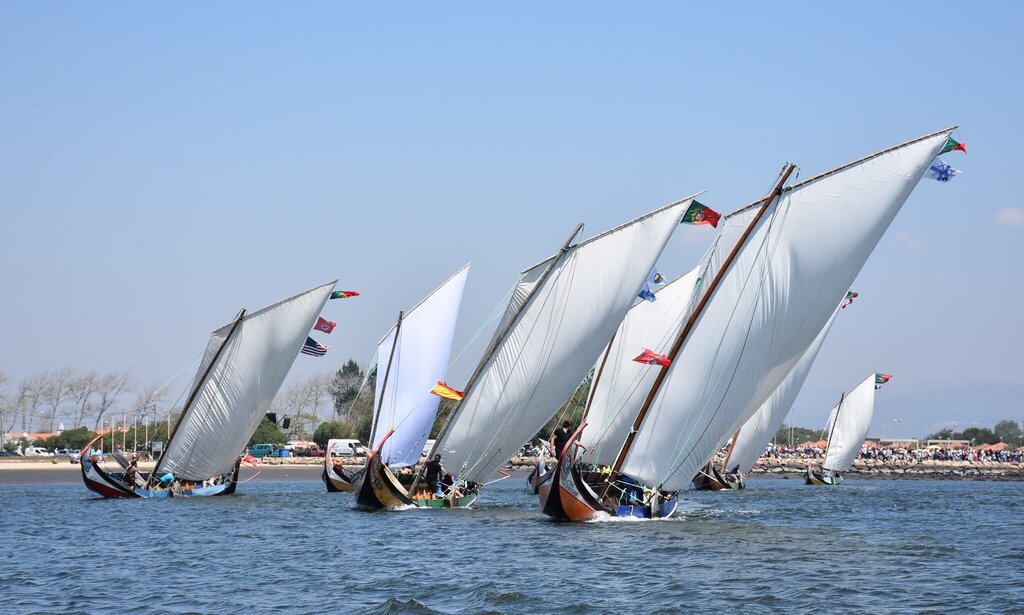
(550, 421, 586, 461)
(425, 454, 444, 496)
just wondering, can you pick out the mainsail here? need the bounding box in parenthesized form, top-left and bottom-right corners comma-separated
(369, 265, 470, 468)
(619, 128, 955, 492)
(434, 197, 699, 483)
(577, 264, 708, 467)
(724, 298, 844, 475)
(822, 373, 878, 473)
(158, 281, 336, 481)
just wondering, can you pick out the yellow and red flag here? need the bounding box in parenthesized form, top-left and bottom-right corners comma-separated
(430, 380, 465, 400)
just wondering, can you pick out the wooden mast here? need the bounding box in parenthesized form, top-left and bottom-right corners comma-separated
(410, 223, 584, 493)
(600, 164, 797, 499)
(720, 428, 743, 475)
(821, 391, 845, 473)
(368, 311, 403, 452)
(148, 308, 247, 487)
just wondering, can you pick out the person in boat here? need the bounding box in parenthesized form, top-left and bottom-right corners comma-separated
(123, 453, 140, 490)
(441, 473, 462, 498)
(425, 454, 444, 497)
(550, 421, 586, 461)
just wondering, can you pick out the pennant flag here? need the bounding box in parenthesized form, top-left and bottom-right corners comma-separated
(638, 286, 657, 302)
(430, 380, 465, 401)
(841, 290, 859, 309)
(314, 316, 336, 334)
(926, 159, 960, 182)
(875, 373, 892, 384)
(648, 268, 665, 286)
(681, 201, 722, 228)
(330, 290, 361, 300)
(633, 349, 671, 367)
(940, 137, 967, 155)
(301, 336, 329, 357)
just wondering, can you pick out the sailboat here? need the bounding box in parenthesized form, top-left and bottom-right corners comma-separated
(79, 281, 337, 498)
(350, 265, 470, 509)
(541, 266, 705, 519)
(695, 293, 850, 490)
(322, 438, 358, 492)
(805, 373, 887, 485)
(418, 196, 701, 507)
(545, 127, 956, 521)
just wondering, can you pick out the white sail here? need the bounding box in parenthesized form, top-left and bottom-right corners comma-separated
(725, 299, 843, 475)
(620, 128, 954, 491)
(370, 265, 470, 468)
(822, 373, 878, 472)
(436, 197, 698, 483)
(578, 264, 707, 467)
(159, 281, 336, 480)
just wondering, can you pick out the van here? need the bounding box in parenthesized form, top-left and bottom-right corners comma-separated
(328, 439, 365, 457)
(23, 446, 52, 457)
(249, 443, 279, 458)
(422, 439, 436, 457)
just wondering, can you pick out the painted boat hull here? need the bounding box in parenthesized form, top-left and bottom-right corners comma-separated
(693, 463, 745, 491)
(413, 493, 478, 508)
(323, 459, 356, 492)
(805, 467, 842, 485)
(355, 455, 415, 509)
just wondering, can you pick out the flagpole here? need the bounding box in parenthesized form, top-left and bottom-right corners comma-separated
(147, 309, 247, 488)
(600, 164, 796, 500)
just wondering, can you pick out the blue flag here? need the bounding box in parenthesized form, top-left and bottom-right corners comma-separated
(638, 268, 666, 302)
(926, 159, 960, 182)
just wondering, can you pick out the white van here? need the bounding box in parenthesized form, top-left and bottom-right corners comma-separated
(327, 439, 365, 457)
(23, 446, 53, 457)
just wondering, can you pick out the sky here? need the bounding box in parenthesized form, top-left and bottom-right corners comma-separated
(1, 3, 1021, 438)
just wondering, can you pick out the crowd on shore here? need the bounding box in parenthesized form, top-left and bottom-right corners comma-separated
(761, 443, 1024, 464)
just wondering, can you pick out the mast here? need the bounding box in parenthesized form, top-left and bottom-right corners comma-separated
(720, 428, 742, 475)
(410, 223, 583, 492)
(369, 311, 404, 452)
(148, 308, 247, 486)
(822, 391, 846, 472)
(424, 222, 583, 460)
(601, 164, 796, 498)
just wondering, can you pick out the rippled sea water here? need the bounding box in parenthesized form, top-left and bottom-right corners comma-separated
(2, 472, 1022, 614)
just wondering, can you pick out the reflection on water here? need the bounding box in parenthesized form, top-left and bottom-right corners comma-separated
(2, 475, 1022, 613)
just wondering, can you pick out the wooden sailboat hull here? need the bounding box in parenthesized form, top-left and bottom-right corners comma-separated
(355, 455, 414, 510)
(412, 493, 478, 508)
(79, 435, 240, 499)
(527, 458, 549, 494)
(540, 458, 569, 520)
(323, 453, 355, 493)
(692, 463, 745, 491)
(81, 456, 240, 498)
(804, 467, 842, 486)
(558, 460, 611, 522)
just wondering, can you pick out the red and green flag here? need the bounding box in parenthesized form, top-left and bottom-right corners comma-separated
(939, 137, 967, 155)
(633, 348, 671, 367)
(681, 201, 721, 228)
(875, 373, 892, 385)
(841, 290, 859, 309)
(330, 290, 360, 300)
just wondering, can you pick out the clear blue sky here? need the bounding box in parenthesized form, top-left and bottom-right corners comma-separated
(1, 3, 1021, 437)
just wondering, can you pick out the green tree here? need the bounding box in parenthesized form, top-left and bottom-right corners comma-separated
(37, 426, 96, 450)
(248, 417, 289, 447)
(312, 421, 348, 448)
(330, 360, 365, 416)
(994, 420, 1023, 446)
(773, 423, 824, 446)
(960, 427, 999, 445)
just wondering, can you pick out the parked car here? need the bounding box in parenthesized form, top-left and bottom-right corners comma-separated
(294, 445, 325, 457)
(0, 449, 19, 457)
(54, 449, 81, 463)
(329, 439, 365, 457)
(23, 446, 53, 457)
(249, 443, 279, 458)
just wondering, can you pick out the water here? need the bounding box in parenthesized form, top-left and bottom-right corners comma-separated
(2, 474, 1022, 614)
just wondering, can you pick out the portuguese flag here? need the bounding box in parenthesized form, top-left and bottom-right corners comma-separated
(841, 290, 858, 309)
(940, 137, 967, 154)
(875, 373, 892, 385)
(430, 380, 465, 401)
(330, 290, 361, 300)
(681, 201, 721, 228)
